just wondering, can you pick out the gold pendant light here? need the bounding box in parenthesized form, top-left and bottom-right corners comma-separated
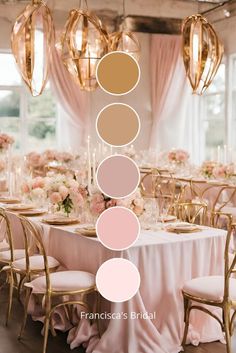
(58, 1, 109, 92)
(182, 14, 223, 95)
(11, 0, 54, 97)
(109, 0, 141, 61)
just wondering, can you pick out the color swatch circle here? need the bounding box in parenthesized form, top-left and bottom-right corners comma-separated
(96, 258, 140, 302)
(96, 207, 140, 251)
(96, 155, 140, 199)
(96, 103, 140, 147)
(96, 51, 140, 95)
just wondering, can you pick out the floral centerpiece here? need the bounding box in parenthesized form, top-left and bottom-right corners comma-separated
(25, 150, 74, 176)
(90, 188, 144, 217)
(21, 176, 47, 205)
(168, 149, 189, 165)
(200, 161, 234, 180)
(0, 133, 14, 151)
(200, 161, 218, 178)
(47, 174, 87, 216)
(212, 163, 234, 179)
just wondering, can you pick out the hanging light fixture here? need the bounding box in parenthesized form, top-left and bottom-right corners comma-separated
(182, 14, 223, 95)
(58, 0, 109, 92)
(109, 0, 141, 61)
(11, 0, 54, 97)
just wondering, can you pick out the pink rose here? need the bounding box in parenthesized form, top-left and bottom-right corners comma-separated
(22, 183, 30, 194)
(50, 192, 62, 204)
(106, 199, 117, 208)
(59, 185, 69, 200)
(70, 190, 84, 208)
(32, 177, 45, 189)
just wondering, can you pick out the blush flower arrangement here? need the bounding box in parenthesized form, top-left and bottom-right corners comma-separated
(46, 174, 87, 216)
(0, 133, 14, 150)
(200, 161, 218, 179)
(167, 149, 189, 164)
(212, 164, 234, 180)
(89, 188, 144, 217)
(26, 150, 74, 174)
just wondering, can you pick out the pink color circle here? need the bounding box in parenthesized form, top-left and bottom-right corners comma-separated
(96, 155, 140, 199)
(96, 207, 140, 251)
(96, 258, 140, 302)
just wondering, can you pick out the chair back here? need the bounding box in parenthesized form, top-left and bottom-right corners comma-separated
(0, 208, 15, 262)
(174, 202, 208, 225)
(212, 186, 236, 212)
(18, 216, 51, 291)
(224, 223, 236, 302)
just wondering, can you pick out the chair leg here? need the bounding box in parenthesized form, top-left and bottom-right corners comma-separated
(5, 270, 14, 326)
(18, 287, 32, 340)
(223, 305, 232, 353)
(43, 313, 50, 353)
(17, 275, 26, 304)
(182, 296, 191, 347)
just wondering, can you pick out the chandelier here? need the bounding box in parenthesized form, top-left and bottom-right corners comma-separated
(11, 0, 54, 97)
(109, 0, 141, 61)
(58, 1, 109, 92)
(182, 14, 223, 94)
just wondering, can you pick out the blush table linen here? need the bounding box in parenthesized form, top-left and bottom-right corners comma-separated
(7, 212, 226, 353)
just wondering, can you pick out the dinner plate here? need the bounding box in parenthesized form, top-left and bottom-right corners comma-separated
(18, 209, 46, 217)
(42, 216, 79, 226)
(6, 204, 34, 212)
(74, 227, 97, 237)
(165, 222, 201, 233)
(0, 197, 21, 204)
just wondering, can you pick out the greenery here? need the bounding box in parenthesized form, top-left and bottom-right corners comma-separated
(29, 121, 56, 140)
(0, 91, 20, 117)
(28, 89, 56, 118)
(58, 196, 73, 216)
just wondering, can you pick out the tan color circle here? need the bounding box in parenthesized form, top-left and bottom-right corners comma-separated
(96, 103, 140, 147)
(96, 52, 140, 95)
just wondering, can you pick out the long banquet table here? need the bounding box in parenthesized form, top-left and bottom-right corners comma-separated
(6, 211, 227, 353)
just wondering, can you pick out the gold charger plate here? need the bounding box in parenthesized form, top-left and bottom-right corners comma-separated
(41, 216, 79, 226)
(6, 204, 35, 212)
(18, 209, 46, 217)
(165, 223, 201, 234)
(0, 197, 21, 204)
(74, 227, 97, 237)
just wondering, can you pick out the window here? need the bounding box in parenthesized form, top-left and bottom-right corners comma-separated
(200, 63, 226, 161)
(0, 52, 58, 153)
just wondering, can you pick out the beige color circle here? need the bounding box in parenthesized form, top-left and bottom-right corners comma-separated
(96, 103, 140, 147)
(96, 51, 140, 95)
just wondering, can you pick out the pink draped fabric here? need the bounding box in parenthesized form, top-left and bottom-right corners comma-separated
(49, 43, 90, 146)
(150, 34, 190, 150)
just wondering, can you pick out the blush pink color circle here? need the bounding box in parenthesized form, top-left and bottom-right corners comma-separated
(96, 207, 140, 251)
(96, 258, 140, 302)
(96, 155, 140, 199)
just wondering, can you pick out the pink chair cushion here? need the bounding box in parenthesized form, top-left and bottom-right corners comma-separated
(183, 275, 236, 301)
(12, 255, 60, 271)
(25, 270, 95, 293)
(0, 240, 9, 251)
(0, 249, 25, 262)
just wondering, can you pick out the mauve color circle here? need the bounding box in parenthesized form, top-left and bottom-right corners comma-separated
(96, 207, 140, 251)
(96, 155, 140, 199)
(96, 258, 140, 302)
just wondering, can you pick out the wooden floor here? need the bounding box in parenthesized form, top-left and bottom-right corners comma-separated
(0, 287, 233, 353)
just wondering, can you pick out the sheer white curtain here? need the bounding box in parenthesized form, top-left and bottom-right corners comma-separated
(150, 34, 194, 153)
(49, 42, 90, 150)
